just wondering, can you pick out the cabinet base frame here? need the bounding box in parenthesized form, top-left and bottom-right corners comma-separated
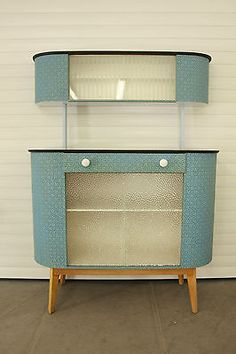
(48, 267, 197, 314)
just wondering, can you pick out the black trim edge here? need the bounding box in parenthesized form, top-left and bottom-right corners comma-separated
(33, 50, 212, 62)
(28, 149, 219, 153)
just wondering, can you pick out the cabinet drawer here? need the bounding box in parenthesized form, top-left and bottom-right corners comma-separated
(65, 153, 186, 173)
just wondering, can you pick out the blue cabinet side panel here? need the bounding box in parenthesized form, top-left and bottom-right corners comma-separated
(176, 55, 209, 103)
(181, 153, 217, 267)
(31, 153, 67, 267)
(35, 55, 68, 103)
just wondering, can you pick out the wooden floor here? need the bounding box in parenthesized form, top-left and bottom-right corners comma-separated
(0, 278, 236, 354)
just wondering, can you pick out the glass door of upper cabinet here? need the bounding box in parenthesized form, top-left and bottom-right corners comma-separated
(66, 172, 183, 267)
(69, 55, 176, 102)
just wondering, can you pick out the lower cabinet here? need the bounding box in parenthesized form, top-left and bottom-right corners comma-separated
(30, 149, 218, 313)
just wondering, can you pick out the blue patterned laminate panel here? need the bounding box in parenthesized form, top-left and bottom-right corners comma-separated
(181, 153, 217, 267)
(64, 153, 186, 173)
(35, 54, 68, 103)
(31, 153, 67, 267)
(176, 55, 209, 103)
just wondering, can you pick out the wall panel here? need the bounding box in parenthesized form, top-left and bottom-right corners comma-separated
(0, 0, 235, 278)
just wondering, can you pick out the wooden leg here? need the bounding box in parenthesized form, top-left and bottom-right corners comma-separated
(46, 268, 198, 314)
(187, 268, 198, 314)
(48, 268, 59, 314)
(178, 274, 184, 285)
(59, 274, 66, 285)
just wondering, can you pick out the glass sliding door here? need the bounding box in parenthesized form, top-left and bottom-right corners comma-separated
(69, 55, 176, 102)
(66, 173, 183, 266)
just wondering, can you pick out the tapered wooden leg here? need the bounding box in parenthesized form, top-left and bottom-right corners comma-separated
(187, 268, 198, 314)
(178, 274, 184, 285)
(59, 274, 66, 285)
(45, 268, 198, 314)
(48, 268, 59, 314)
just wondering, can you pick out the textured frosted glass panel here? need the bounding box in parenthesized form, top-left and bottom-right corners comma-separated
(67, 211, 124, 266)
(66, 173, 183, 210)
(67, 211, 181, 266)
(69, 55, 176, 101)
(66, 173, 124, 210)
(122, 173, 183, 210)
(66, 172, 183, 266)
(125, 211, 181, 265)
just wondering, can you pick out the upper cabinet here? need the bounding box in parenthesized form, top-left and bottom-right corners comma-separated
(33, 51, 211, 104)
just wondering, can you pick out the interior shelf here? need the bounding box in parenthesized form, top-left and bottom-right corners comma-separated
(67, 209, 182, 212)
(72, 77, 175, 80)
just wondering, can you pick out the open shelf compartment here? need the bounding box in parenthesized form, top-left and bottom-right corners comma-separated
(69, 55, 176, 101)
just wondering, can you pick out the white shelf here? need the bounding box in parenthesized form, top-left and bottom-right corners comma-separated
(67, 209, 182, 212)
(72, 77, 175, 80)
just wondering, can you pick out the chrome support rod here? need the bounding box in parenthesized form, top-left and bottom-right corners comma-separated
(179, 103, 185, 149)
(63, 102, 68, 149)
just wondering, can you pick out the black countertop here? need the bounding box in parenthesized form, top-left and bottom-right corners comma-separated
(29, 149, 219, 153)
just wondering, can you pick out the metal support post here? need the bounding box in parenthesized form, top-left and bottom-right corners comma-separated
(63, 102, 68, 149)
(179, 103, 185, 149)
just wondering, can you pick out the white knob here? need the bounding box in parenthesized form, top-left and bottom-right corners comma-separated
(81, 158, 90, 167)
(159, 159, 168, 168)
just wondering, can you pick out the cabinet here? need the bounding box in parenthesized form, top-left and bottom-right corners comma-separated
(30, 50, 218, 314)
(30, 150, 218, 313)
(33, 51, 211, 103)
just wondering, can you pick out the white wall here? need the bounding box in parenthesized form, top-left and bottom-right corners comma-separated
(0, 0, 236, 278)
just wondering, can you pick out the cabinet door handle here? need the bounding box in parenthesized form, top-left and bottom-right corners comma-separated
(81, 158, 91, 167)
(159, 159, 168, 167)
